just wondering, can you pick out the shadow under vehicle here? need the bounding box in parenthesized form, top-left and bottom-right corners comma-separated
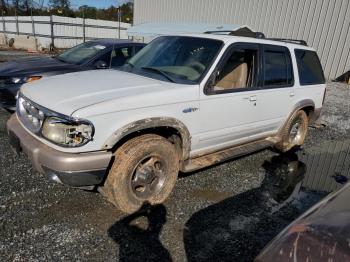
(0, 39, 145, 111)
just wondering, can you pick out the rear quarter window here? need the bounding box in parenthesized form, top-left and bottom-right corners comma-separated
(295, 49, 325, 85)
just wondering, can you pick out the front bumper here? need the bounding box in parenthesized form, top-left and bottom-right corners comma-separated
(6, 114, 112, 187)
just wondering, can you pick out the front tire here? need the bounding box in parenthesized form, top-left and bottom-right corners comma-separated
(99, 134, 179, 214)
(275, 110, 309, 152)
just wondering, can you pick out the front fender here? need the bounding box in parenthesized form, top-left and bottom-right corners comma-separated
(103, 117, 191, 160)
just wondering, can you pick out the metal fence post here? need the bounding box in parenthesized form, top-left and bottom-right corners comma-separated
(118, 8, 121, 39)
(50, 14, 54, 50)
(15, 9, 19, 35)
(1, 11, 6, 44)
(83, 17, 86, 43)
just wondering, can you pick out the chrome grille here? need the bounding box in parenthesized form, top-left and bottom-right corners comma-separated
(17, 96, 45, 133)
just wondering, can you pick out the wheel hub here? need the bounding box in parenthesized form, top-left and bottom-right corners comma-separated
(289, 120, 303, 144)
(131, 156, 165, 199)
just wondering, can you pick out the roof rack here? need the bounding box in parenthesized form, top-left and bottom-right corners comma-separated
(204, 29, 266, 39)
(266, 38, 308, 46)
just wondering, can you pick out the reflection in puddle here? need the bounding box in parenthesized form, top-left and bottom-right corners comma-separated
(262, 143, 350, 210)
(184, 144, 350, 261)
(297, 139, 350, 192)
(183, 150, 334, 261)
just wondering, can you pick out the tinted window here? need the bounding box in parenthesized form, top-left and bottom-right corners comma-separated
(295, 49, 325, 85)
(263, 47, 293, 87)
(111, 47, 131, 67)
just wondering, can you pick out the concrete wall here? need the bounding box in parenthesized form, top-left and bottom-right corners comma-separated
(134, 0, 350, 80)
(0, 15, 131, 49)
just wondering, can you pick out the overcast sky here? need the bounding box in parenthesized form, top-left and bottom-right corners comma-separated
(43, 0, 130, 8)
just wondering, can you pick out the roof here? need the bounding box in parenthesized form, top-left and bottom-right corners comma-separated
(88, 38, 143, 46)
(127, 22, 255, 37)
(147, 33, 314, 50)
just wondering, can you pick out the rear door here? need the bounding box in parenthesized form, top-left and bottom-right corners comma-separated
(256, 44, 295, 132)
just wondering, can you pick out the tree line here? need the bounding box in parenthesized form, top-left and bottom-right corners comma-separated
(0, 0, 134, 23)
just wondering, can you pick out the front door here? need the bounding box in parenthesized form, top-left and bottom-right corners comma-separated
(194, 43, 263, 155)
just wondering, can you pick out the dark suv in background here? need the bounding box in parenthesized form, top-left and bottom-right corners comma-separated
(0, 39, 145, 111)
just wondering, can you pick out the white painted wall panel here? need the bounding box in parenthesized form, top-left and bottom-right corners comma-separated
(1, 15, 130, 49)
(134, 0, 350, 79)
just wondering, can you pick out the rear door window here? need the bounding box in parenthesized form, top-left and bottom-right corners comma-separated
(295, 49, 325, 85)
(263, 46, 294, 88)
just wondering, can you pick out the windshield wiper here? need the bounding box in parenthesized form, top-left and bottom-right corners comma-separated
(141, 67, 176, 83)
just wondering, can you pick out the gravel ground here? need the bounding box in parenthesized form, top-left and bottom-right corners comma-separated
(0, 78, 349, 261)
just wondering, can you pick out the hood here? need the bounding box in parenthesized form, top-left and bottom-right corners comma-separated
(21, 69, 190, 116)
(0, 56, 79, 76)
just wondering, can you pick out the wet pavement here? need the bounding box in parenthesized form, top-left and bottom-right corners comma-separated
(0, 81, 350, 261)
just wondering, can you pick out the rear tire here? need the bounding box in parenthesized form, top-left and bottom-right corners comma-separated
(99, 134, 179, 214)
(275, 110, 309, 152)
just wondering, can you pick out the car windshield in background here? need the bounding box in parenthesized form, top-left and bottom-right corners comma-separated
(56, 42, 108, 65)
(124, 36, 223, 84)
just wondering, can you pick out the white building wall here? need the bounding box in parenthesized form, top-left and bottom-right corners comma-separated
(1, 15, 130, 49)
(134, 0, 350, 79)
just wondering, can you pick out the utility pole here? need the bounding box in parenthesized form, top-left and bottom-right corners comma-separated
(118, 8, 121, 39)
(82, 6, 85, 42)
(14, 3, 19, 35)
(116, 0, 121, 39)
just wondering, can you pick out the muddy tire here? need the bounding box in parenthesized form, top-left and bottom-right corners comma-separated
(275, 110, 309, 152)
(99, 134, 179, 214)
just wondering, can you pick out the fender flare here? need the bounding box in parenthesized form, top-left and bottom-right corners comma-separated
(278, 99, 315, 136)
(103, 117, 191, 160)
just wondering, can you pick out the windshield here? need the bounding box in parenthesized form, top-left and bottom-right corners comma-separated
(123, 36, 223, 84)
(56, 42, 109, 65)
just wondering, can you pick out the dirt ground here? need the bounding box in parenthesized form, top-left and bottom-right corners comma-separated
(0, 51, 349, 261)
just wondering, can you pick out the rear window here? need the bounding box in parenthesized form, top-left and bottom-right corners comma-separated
(263, 47, 293, 88)
(295, 49, 325, 85)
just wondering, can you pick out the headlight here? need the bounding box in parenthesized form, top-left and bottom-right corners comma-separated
(42, 117, 94, 147)
(9, 76, 42, 84)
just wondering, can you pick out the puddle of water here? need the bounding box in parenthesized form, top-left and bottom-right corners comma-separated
(191, 189, 233, 202)
(190, 147, 339, 209)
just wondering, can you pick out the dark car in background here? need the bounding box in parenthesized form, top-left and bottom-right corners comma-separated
(0, 39, 145, 111)
(256, 181, 350, 262)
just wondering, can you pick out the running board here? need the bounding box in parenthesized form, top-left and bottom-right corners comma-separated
(181, 139, 274, 173)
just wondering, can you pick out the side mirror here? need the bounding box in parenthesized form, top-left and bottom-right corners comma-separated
(95, 60, 108, 69)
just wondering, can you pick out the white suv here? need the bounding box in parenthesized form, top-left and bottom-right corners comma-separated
(7, 33, 326, 213)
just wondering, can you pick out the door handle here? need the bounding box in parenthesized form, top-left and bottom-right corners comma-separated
(249, 96, 257, 102)
(290, 91, 295, 97)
